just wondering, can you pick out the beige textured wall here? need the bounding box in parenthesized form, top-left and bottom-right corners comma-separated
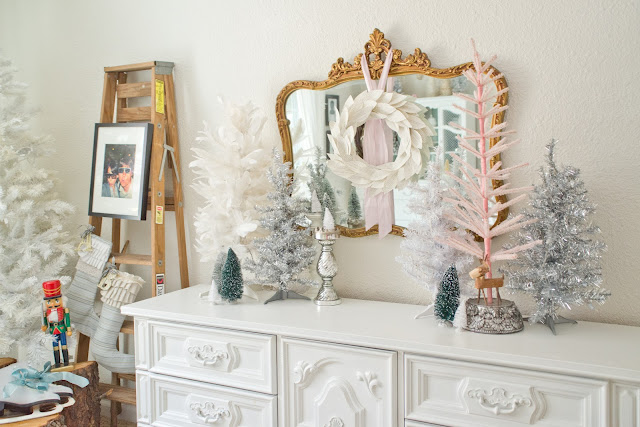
(1, 0, 638, 325)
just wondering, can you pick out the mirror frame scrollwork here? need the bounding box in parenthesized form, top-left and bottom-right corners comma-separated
(276, 28, 509, 238)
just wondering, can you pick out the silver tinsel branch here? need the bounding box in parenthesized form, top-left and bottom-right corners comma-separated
(502, 139, 609, 324)
(244, 149, 316, 291)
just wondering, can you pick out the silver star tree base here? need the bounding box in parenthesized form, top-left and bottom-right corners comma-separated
(314, 229, 341, 306)
(532, 315, 577, 335)
(465, 299, 524, 334)
(263, 289, 310, 304)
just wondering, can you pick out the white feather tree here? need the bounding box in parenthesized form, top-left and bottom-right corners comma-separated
(0, 57, 76, 364)
(190, 100, 274, 262)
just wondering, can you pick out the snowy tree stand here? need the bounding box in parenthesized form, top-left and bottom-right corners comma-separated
(464, 299, 524, 334)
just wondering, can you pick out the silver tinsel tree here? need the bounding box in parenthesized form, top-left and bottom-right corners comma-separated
(502, 140, 609, 334)
(245, 149, 316, 303)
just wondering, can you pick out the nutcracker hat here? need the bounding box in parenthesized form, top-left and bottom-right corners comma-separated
(42, 280, 62, 300)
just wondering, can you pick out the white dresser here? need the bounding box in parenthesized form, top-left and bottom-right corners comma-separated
(121, 285, 640, 427)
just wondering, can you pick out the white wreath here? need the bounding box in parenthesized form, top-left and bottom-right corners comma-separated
(326, 90, 435, 195)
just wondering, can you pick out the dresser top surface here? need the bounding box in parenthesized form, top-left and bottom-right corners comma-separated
(122, 285, 640, 382)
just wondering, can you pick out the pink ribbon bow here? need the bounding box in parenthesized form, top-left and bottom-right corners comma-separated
(361, 51, 395, 238)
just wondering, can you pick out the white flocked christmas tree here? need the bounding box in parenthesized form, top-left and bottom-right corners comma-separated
(397, 146, 472, 319)
(0, 57, 76, 364)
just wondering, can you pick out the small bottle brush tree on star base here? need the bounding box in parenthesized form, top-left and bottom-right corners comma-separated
(347, 186, 363, 227)
(245, 149, 317, 302)
(220, 248, 244, 303)
(434, 265, 461, 323)
(0, 57, 76, 364)
(440, 40, 540, 305)
(502, 140, 609, 334)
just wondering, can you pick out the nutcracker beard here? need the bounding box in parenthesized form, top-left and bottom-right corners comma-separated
(47, 308, 62, 323)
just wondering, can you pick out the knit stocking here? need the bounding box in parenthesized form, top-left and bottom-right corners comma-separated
(66, 235, 112, 337)
(91, 271, 144, 374)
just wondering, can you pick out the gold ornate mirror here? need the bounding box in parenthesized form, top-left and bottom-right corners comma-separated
(276, 29, 508, 237)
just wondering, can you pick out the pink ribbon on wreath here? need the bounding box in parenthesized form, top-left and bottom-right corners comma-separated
(361, 51, 395, 238)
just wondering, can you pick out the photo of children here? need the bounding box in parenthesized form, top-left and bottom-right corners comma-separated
(101, 144, 136, 199)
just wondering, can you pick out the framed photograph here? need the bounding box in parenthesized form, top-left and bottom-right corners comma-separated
(325, 94, 339, 126)
(88, 123, 153, 220)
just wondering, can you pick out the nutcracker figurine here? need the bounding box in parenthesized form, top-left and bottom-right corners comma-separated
(41, 280, 72, 368)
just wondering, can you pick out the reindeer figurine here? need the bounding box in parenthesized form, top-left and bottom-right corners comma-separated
(469, 259, 505, 305)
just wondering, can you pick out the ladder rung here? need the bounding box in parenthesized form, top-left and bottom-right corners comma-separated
(116, 82, 152, 98)
(146, 196, 175, 212)
(120, 320, 134, 335)
(105, 61, 156, 73)
(148, 203, 175, 212)
(117, 373, 136, 382)
(98, 383, 136, 405)
(117, 106, 151, 122)
(112, 253, 152, 266)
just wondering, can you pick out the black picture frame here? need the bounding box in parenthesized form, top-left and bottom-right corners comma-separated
(325, 130, 332, 159)
(325, 94, 339, 126)
(88, 123, 153, 221)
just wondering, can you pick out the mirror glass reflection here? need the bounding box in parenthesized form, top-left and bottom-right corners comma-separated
(285, 74, 498, 231)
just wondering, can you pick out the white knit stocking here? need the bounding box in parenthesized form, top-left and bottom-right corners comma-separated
(91, 271, 144, 374)
(66, 235, 112, 337)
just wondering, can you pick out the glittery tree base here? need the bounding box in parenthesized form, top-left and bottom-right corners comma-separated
(465, 299, 524, 334)
(533, 314, 577, 335)
(263, 290, 310, 304)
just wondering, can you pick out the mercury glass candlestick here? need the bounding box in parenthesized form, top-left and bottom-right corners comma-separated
(314, 227, 341, 306)
(306, 211, 324, 283)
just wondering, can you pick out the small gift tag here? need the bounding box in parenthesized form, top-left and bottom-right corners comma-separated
(98, 269, 118, 291)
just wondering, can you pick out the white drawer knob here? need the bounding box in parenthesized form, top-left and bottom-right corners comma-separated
(189, 401, 230, 424)
(467, 387, 532, 415)
(187, 344, 229, 366)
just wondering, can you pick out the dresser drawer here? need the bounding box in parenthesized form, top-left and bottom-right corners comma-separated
(405, 354, 607, 427)
(144, 320, 276, 394)
(405, 421, 442, 427)
(136, 371, 276, 426)
(612, 383, 640, 427)
(280, 337, 397, 427)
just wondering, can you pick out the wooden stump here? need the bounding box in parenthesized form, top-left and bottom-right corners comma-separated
(56, 361, 101, 427)
(0, 357, 16, 369)
(10, 414, 65, 427)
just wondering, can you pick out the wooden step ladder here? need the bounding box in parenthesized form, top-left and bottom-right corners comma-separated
(77, 61, 189, 426)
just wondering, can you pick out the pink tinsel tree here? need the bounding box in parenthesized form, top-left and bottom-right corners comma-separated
(441, 41, 540, 304)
